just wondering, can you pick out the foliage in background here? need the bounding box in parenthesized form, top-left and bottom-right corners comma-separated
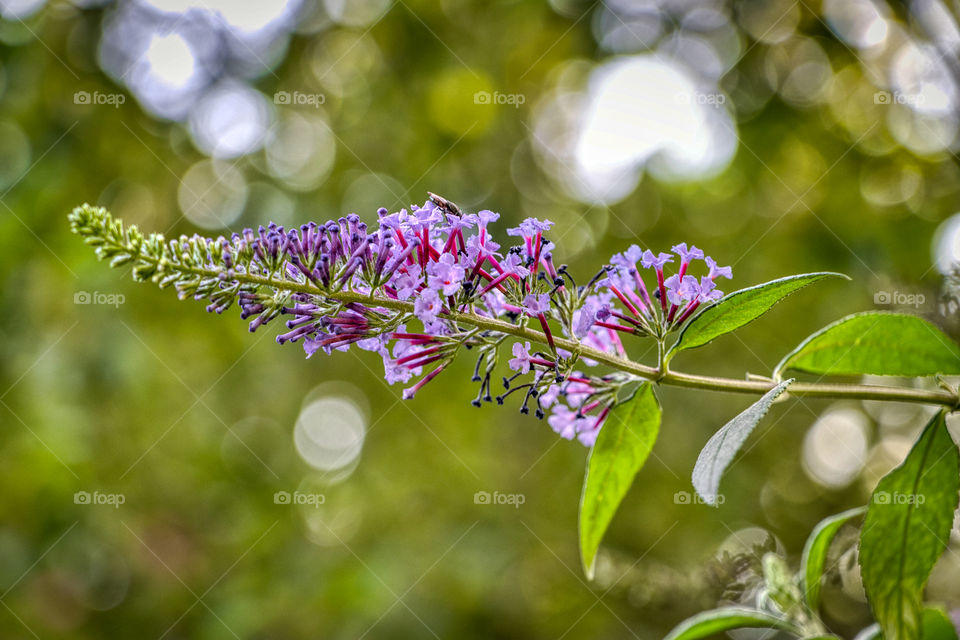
(2, 0, 960, 638)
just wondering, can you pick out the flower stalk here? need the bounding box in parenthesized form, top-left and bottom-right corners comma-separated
(68, 199, 960, 439)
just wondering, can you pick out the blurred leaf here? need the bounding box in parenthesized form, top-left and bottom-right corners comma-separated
(921, 608, 960, 640)
(860, 411, 960, 640)
(691, 379, 793, 506)
(667, 273, 846, 360)
(579, 383, 660, 580)
(663, 607, 799, 640)
(775, 312, 960, 377)
(801, 506, 866, 614)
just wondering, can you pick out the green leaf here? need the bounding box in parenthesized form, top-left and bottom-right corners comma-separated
(663, 607, 799, 640)
(691, 379, 793, 506)
(801, 506, 867, 614)
(579, 383, 661, 580)
(775, 312, 960, 378)
(859, 411, 960, 640)
(667, 272, 846, 360)
(922, 608, 960, 640)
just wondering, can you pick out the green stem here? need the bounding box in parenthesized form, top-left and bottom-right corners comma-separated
(155, 260, 960, 409)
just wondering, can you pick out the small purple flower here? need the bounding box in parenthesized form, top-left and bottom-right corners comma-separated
(576, 426, 600, 447)
(641, 250, 673, 269)
(409, 204, 442, 231)
(414, 288, 443, 325)
(426, 253, 465, 296)
(392, 264, 423, 300)
(442, 214, 478, 235)
(382, 349, 417, 384)
(539, 383, 561, 409)
(572, 295, 606, 338)
(610, 244, 644, 270)
(357, 335, 386, 352)
(501, 252, 530, 278)
(508, 341, 534, 373)
(548, 405, 581, 440)
(672, 243, 704, 264)
(465, 234, 501, 264)
(477, 210, 500, 227)
(705, 256, 732, 280)
(563, 377, 595, 407)
(522, 293, 551, 315)
(698, 277, 723, 302)
(378, 208, 408, 230)
(507, 218, 554, 237)
(664, 274, 700, 306)
(480, 289, 509, 317)
(303, 336, 323, 358)
(601, 269, 635, 295)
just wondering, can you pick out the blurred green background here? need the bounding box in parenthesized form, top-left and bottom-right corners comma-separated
(2, 0, 960, 637)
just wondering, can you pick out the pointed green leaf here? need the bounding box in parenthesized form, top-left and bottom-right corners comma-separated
(691, 379, 793, 506)
(663, 607, 799, 640)
(922, 608, 960, 640)
(860, 412, 960, 640)
(801, 506, 867, 614)
(579, 383, 660, 579)
(775, 312, 960, 378)
(667, 272, 846, 360)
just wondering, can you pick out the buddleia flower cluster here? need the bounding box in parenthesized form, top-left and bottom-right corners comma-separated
(68, 196, 731, 447)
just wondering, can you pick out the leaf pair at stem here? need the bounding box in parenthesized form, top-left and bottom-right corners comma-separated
(577, 270, 960, 640)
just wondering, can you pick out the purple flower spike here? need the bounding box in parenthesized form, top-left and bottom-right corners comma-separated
(508, 342, 534, 373)
(72, 198, 740, 450)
